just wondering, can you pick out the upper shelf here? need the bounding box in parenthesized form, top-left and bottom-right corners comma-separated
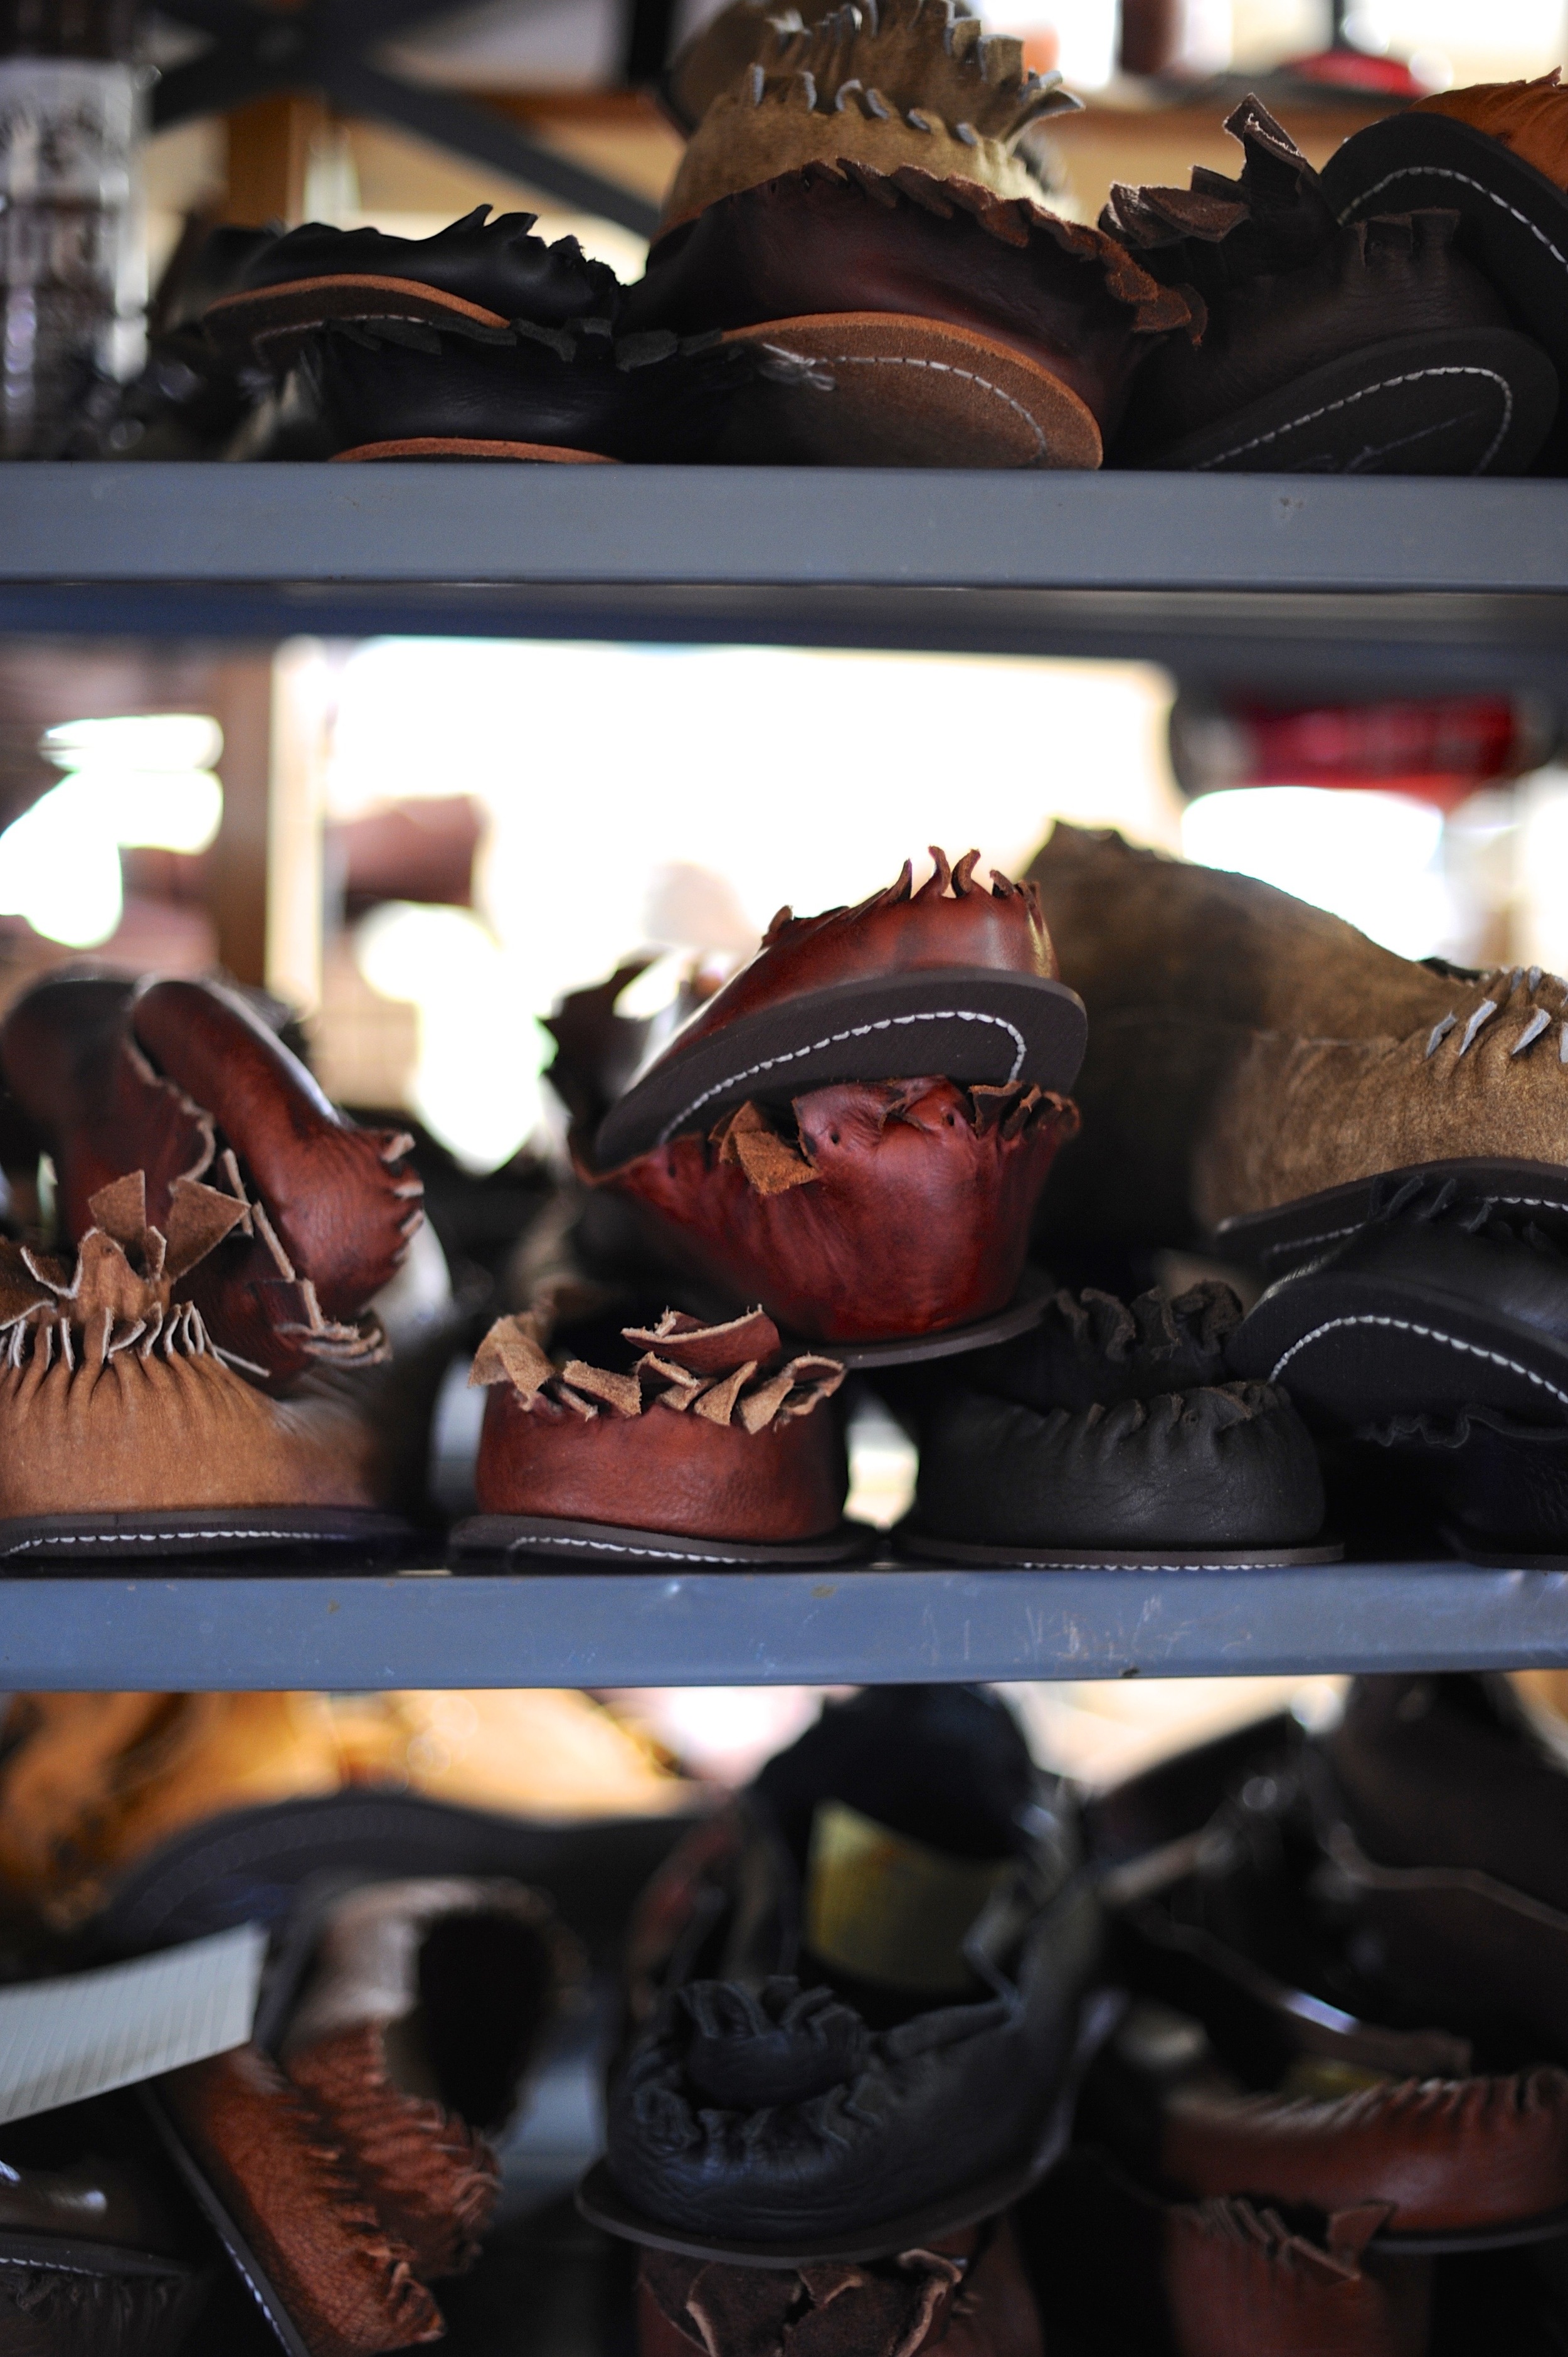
(4, 1560, 1567, 1689)
(8, 465, 1568, 686)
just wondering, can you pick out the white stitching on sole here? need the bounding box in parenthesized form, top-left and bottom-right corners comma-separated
(654, 1008, 1029, 1146)
(1269, 1313, 1568, 1405)
(500, 1534, 751, 1563)
(0, 1528, 315, 1554)
(791, 349, 1052, 460)
(1337, 165, 1568, 280)
(1196, 366, 1514, 474)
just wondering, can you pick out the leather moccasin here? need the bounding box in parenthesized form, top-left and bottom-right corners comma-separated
(637, 2215, 1043, 2357)
(897, 1282, 1330, 1566)
(1322, 72, 1568, 443)
(1315, 1673, 1568, 2068)
(587, 1078, 1076, 1351)
(581, 1684, 1101, 2259)
(291, 313, 802, 466)
(1025, 821, 1568, 1257)
(622, 0, 1194, 467)
(156, 1873, 580, 2357)
(203, 206, 623, 371)
(1, 974, 422, 1388)
(1226, 1190, 1568, 1434)
(453, 1300, 862, 1567)
(1020, 2147, 1429, 2357)
(1361, 1403, 1568, 1564)
(0, 2093, 216, 2357)
(0, 974, 425, 1563)
(593, 849, 1086, 1171)
(1103, 95, 1556, 474)
(1078, 1747, 1568, 2252)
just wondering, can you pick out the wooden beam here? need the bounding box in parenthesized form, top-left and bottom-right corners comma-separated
(222, 90, 327, 225)
(206, 654, 273, 987)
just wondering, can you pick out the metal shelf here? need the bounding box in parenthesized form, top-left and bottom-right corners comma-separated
(1, 1560, 1565, 1689)
(6, 466, 1568, 688)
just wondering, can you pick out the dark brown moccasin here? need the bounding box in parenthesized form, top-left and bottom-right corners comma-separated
(155, 1872, 580, 2357)
(622, 0, 1192, 466)
(1323, 72, 1568, 456)
(637, 2215, 1042, 2357)
(1104, 95, 1556, 474)
(1020, 2147, 1429, 2357)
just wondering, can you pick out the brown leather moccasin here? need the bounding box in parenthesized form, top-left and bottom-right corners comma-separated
(157, 1871, 580, 2356)
(1022, 2148, 1428, 2357)
(0, 974, 425, 1563)
(277, 1878, 573, 2279)
(1027, 821, 1568, 1264)
(593, 848, 1085, 1171)
(1, 973, 423, 1388)
(0, 1175, 391, 1530)
(637, 2215, 1042, 2357)
(622, 0, 1193, 466)
(455, 1301, 862, 1566)
(590, 1077, 1075, 1350)
(1104, 95, 1556, 474)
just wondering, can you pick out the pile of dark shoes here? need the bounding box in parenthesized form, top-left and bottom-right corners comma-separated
(1031, 822, 1568, 1566)
(452, 847, 1337, 1572)
(18, 1673, 1568, 2357)
(83, 19, 1568, 474)
(1042, 1669, 1568, 2356)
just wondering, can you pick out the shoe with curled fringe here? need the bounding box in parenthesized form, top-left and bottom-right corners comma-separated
(202, 207, 625, 371)
(1099, 93, 1556, 472)
(1, 974, 421, 1391)
(662, 0, 1081, 221)
(590, 849, 1086, 1174)
(464, 1301, 850, 1554)
(0, 1172, 388, 1519)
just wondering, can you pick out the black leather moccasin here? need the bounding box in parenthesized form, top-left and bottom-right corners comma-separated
(293, 313, 793, 463)
(203, 206, 624, 365)
(895, 1284, 1331, 1567)
(580, 1684, 1102, 2262)
(1227, 1193, 1568, 1432)
(1314, 1673, 1568, 2069)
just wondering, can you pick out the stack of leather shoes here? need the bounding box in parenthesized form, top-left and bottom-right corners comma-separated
(1023, 1676, 1568, 2354)
(580, 1684, 1101, 2357)
(0, 972, 427, 1567)
(1226, 1180, 1568, 1565)
(620, 0, 1194, 467)
(453, 848, 1092, 1568)
(198, 0, 1198, 471)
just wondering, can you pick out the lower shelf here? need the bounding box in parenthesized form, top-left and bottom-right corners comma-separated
(1, 1559, 1564, 1688)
